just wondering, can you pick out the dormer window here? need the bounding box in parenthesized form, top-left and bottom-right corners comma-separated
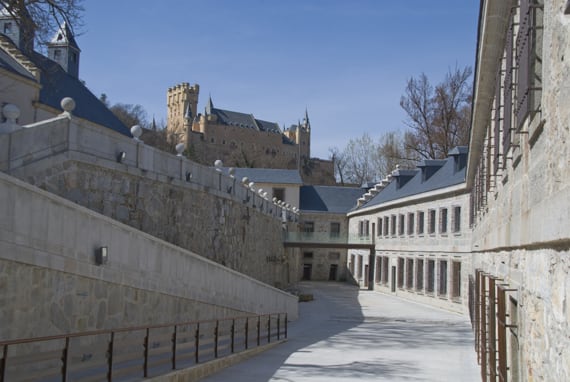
(3, 22, 12, 34)
(57, 32, 64, 41)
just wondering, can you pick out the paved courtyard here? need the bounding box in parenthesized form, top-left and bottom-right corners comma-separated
(203, 282, 480, 382)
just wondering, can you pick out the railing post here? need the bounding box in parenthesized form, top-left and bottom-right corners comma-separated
(61, 337, 70, 382)
(214, 321, 219, 358)
(256, 316, 260, 346)
(1, 344, 8, 382)
(231, 319, 235, 353)
(195, 323, 200, 364)
(285, 314, 288, 339)
(277, 315, 281, 340)
(107, 332, 114, 382)
(171, 325, 177, 370)
(267, 315, 271, 343)
(143, 328, 149, 377)
(245, 318, 249, 350)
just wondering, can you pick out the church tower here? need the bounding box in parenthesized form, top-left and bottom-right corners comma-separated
(166, 82, 200, 145)
(47, 22, 80, 78)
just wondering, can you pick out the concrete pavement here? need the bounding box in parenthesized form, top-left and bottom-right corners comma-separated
(202, 282, 480, 381)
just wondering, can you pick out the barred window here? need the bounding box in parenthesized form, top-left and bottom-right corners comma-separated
(428, 209, 436, 234)
(453, 206, 461, 233)
(440, 208, 448, 234)
(407, 212, 415, 235)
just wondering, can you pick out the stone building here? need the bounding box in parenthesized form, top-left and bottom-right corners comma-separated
(166, 82, 335, 185)
(298, 185, 365, 282)
(468, 0, 570, 380)
(347, 148, 471, 313)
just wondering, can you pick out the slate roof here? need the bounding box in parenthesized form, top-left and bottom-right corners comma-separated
(300, 185, 364, 213)
(355, 147, 468, 211)
(27, 51, 130, 136)
(0, 34, 130, 136)
(228, 168, 303, 185)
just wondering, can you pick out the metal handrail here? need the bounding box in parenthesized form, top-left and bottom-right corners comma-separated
(0, 312, 287, 382)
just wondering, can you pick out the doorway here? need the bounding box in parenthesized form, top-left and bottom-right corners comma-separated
(329, 264, 338, 281)
(302, 264, 312, 280)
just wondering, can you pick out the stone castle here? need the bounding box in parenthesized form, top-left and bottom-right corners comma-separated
(165, 82, 335, 184)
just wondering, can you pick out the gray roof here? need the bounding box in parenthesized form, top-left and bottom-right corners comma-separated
(355, 147, 468, 210)
(28, 51, 130, 136)
(228, 168, 303, 185)
(211, 107, 282, 134)
(300, 185, 364, 213)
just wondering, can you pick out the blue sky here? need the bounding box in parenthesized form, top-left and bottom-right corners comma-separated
(77, 1, 479, 159)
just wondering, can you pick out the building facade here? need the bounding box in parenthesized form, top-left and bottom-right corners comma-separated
(347, 148, 471, 313)
(468, 0, 570, 380)
(298, 185, 365, 282)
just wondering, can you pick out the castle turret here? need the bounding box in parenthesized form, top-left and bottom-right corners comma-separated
(0, 5, 34, 52)
(166, 82, 199, 145)
(47, 22, 80, 78)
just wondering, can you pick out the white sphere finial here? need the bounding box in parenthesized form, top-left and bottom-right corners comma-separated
(61, 97, 76, 113)
(241, 176, 249, 184)
(3, 104, 20, 121)
(131, 125, 142, 140)
(228, 167, 236, 177)
(175, 143, 185, 156)
(214, 159, 223, 170)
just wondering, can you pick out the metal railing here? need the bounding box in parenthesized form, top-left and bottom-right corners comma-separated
(282, 231, 373, 247)
(0, 313, 287, 382)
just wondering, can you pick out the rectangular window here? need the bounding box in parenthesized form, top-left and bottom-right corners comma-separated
(439, 260, 448, 297)
(440, 208, 448, 234)
(428, 209, 436, 234)
(452, 261, 461, 299)
(418, 211, 425, 235)
(330, 222, 340, 238)
(398, 214, 405, 236)
(303, 221, 314, 233)
(391, 215, 397, 236)
(416, 259, 424, 291)
(407, 213, 415, 235)
(453, 206, 461, 233)
(397, 258, 405, 289)
(358, 221, 363, 237)
(53, 49, 62, 61)
(382, 257, 389, 285)
(383, 216, 389, 236)
(509, 296, 520, 381)
(364, 220, 370, 237)
(272, 188, 285, 201)
(375, 257, 382, 283)
(3, 22, 11, 34)
(427, 260, 435, 294)
(377, 217, 382, 237)
(406, 258, 414, 290)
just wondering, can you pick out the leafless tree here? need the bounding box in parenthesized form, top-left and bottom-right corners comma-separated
(0, 0, 84, 52)
(400, 66, 472, 160)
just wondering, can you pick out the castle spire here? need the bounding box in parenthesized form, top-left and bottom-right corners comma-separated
(47, 21, 81, 78)
(184, 101, 192, 120)
(206, 95, 214, 115)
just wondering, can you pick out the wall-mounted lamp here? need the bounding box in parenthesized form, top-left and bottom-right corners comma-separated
(95, 246, 108, 265)
(116, 151, 126, 163)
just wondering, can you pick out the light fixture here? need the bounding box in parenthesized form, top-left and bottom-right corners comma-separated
(116, 151, 126, 163)
(95, 246, 108, 265)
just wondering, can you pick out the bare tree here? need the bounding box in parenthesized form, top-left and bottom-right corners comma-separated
(0, 0, 84, 52)
(109, 103, 149, 130)
(400, 66, 472, 160)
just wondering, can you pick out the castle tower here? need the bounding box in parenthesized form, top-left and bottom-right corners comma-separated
(166, 82, 199, 145)
(298, 108, 311, 160)
(47, 22, 80, 78)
